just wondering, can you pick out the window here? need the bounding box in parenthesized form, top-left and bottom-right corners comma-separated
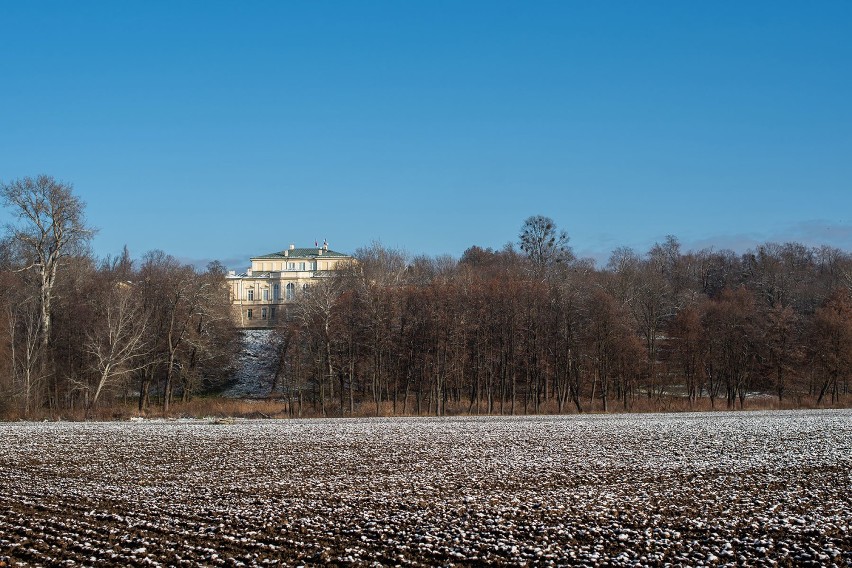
(299, 261, 306, 271)
(247, 309, 253, 319)
(288, 262, 295, 270)
(273, 283, 280, 300)
(247, 288, 254, 301)
(261, 307, 268, 319)
(270, 306, 276, 319)
(263, 288, 269, 301)
(286, 282, 295, 300)
(302, 283, 309, 294)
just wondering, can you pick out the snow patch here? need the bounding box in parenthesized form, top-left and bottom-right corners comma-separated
(221, 329, 281, 398)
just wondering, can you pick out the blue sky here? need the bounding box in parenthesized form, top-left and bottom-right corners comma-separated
(1, 1, 850, 269)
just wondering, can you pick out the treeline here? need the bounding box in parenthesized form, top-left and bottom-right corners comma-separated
(2, 175, 851, 419)
(0, 176, 238, 418)
(276, 216, 852, 415)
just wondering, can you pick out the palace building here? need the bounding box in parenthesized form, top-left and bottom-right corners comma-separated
(226, 241, 353, 328)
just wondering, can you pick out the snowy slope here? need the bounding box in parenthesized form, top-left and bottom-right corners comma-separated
(221, 329, 282, 398)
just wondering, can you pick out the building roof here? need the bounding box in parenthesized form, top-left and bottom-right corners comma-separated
(251, 247, 351, 260)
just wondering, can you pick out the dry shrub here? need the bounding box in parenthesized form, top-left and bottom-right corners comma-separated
(155, 398, 290, 419)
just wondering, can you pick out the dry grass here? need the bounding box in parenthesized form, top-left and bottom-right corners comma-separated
(0, 392, 849, 421)
(349, 392, 852, 418)
(160, 398, 292, 419)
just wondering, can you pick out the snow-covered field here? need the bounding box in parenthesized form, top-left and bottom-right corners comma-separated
(1, 410, 850, 566)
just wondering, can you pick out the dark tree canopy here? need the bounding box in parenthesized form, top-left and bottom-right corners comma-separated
(519, 215, 574, 268)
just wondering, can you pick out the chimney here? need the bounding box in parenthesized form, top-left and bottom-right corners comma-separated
(227, 270, 235, 276)
(289, 244, 295, 250)
(318, 249, 323, 255)
(246, 269, 253, 276)
(323, 239, 329, 251)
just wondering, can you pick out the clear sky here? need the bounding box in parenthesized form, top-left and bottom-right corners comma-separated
(1, 1, 850, 269)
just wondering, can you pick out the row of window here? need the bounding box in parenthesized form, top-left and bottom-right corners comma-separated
(245, 282, 308, 301)
(246, 306, 277, 320)
(257, 261, 312, 272)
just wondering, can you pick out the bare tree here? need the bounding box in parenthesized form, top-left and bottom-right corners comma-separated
(1, 176, 95, 359)
(162, 267, 205, 412)
(294, 274, 344, 416)
(353, 241, 408, 286)
(702, 287, 759, 408)
(519, 215, 574, 269)
(667, 305, 706, 406)
(6, 294, 43, 416)
(179, 261, 239, 401)
(84, 285, 148, 415)
(809, 289, 852, 405)
(136, 251, 202, 412)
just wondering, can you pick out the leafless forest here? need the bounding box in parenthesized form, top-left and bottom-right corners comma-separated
(2, 175, 852, 419)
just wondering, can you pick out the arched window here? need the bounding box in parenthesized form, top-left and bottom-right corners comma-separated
(285, 282, 295, 300)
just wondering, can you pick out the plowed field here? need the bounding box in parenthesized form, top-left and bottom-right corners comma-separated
(1, 410, 850, 566)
